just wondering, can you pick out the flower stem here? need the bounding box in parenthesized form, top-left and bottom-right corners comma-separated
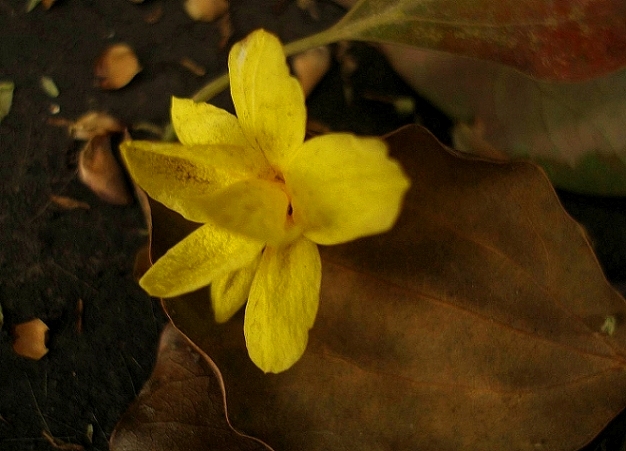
(283, 28, 339, 57)
(191, 73, 229, 103)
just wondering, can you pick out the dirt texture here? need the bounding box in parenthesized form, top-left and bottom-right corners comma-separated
(0, 0, 625, 450)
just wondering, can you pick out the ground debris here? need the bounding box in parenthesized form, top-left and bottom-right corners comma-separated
(42, 430, 85, 450)
(50, 194, 91, 210)
(70, 111, 124, 140)
(94, 43, 142, 90)
(0, 80, 14, 123)
(184, 0, 228, 22)
(12, 318, 49, 360)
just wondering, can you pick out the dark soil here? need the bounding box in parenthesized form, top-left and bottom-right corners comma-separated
(0, 1, 625, 450)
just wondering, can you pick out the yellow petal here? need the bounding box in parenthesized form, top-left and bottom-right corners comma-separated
(284, 133, 410, 245)
(210, 254, 261, 323)
(171, 97, 250, 147)
(140, 221, 264, 298)
(120, 140, 269, 222)
(244, 238, 321, 373)
(205, 178, 301, 246)
(228, 29, 306, 168)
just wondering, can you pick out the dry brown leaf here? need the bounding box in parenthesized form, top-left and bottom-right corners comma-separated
(291, 46, 331, 97)
(183, 0, 228, 22)
(12, 318, 48, 360)
(133, 244, 151, 282)
(109, 323, 273, 451)
(145, 125, 626, 450)
(70, 111, 124, 141)
(94, 43, 141, 90)
(452, 121, 509, 161)
(50, 194, 90, 210)
(78, 135, 133, 205)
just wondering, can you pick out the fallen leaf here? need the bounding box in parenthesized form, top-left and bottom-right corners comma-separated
(109, 323, 273, 451)
(70, 111, 124, 140)
(327, 0, 626, 81)
(12, 318, 49, 360)
(78, 135, 133, 205)
(183, 0, 228, 22)
(0, 81, 14, 123)
(49, 194, 91, 210)
(377, 45, 626, 195)
(40, 76, 59, 98)
(148, 125, 626, 450)
(25, 0, 42, 12)
(451, 121, 509, 161)
(94, 43, 142, 90)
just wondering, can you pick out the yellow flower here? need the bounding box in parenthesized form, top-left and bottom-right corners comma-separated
(120, 29, 410, 373)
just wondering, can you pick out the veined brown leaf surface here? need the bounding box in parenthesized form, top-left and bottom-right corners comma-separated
(327, 0, 626, 81)
(110, 323, 272, 451)
(146, 125, 626, 450)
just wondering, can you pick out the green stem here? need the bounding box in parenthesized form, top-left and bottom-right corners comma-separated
(191, 73, 229, 103)
(283, 28, 340, 58)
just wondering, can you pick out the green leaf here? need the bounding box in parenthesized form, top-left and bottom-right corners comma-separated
(379, 45, 626, 195)
(323, 0, 626, 81)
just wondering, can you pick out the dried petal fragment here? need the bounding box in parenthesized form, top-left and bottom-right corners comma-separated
(13, 318, 49, 360)
(291, 46, 331, 97)
(70, 111, 124, 140)
(184, 0, 228, 22)
(95, 43, 142, 90)
(78, 135, 133, 205)
(50, 194, 90, 210)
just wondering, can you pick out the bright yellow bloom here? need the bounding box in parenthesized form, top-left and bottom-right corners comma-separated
(121, 29, 410, 373)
